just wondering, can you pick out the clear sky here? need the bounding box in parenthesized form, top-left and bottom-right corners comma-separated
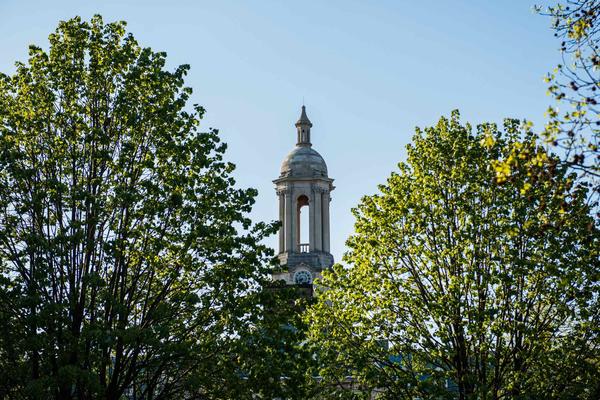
(0, 0, 559, 263)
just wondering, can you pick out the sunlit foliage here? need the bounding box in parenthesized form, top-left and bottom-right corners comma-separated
(308, 111, 599, 399)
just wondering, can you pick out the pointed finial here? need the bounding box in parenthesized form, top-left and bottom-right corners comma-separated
(296, 105, 312, 127)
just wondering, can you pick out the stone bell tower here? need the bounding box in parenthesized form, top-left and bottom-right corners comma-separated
(272, 106, 334, 285)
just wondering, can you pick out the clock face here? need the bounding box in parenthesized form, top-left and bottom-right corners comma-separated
(294, 270, 312, 285)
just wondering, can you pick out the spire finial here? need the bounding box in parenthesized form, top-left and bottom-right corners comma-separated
(295, 105, 312, 146)
(296, 105, 312, 127)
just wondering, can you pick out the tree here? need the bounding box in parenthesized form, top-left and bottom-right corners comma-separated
(540, 1, 598, 188)
(307, 111, 599, 399)
(0, 15, 279, 399)
(495, 2, 599, 206)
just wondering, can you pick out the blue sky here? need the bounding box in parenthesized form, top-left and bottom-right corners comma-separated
(0, 0, 558, 262)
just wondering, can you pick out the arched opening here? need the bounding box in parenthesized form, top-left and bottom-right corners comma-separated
(297, 195, 309, 252)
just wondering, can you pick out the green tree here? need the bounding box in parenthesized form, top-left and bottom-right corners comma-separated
(307, 111, 599, 399)
(495, 2, 599, 206)
(0, 15, 279, 399)
(539, 0, 599, 182)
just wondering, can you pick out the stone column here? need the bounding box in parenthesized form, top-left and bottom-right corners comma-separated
(295, 200, 300, 251)
(291, 193, 298, 252)
(314, 187, 322, 251)
(309, 190, 316, 251)
(322, 190, 331, 253)
(285, 188, 293, 252)
(278, 190, 285, 253)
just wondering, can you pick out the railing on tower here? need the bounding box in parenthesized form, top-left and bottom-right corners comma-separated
(298, 243, 310, 253)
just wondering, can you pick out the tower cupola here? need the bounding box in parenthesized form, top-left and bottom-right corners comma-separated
(295, 105, 312, 146)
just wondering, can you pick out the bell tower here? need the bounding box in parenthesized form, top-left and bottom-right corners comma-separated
(272, 106, 334, 285)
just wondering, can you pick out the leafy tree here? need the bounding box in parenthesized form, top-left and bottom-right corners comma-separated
(0, 15, 280, 399)
(307, 111, 599, 399)
(538, 0, 599, 182)
(495, 2, 599, 206)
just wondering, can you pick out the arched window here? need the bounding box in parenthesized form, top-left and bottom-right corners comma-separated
(297, 195, 309, 252)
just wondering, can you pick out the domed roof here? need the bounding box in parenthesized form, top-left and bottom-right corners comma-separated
(280, 145, 328, 178)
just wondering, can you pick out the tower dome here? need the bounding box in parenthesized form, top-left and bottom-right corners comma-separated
(280, 146, 328, 178)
